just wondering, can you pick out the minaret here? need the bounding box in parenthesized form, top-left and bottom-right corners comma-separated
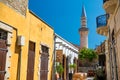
(79, 6, 89, 48)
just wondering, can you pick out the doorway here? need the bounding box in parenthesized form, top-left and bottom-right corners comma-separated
(26, 41, 36, 80)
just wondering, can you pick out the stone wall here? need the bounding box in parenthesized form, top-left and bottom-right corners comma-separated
(0, 0, 28, 15)
(80, 31, 88, 48)
(78, 67, 94, 73)
(56, 50, 63, 63)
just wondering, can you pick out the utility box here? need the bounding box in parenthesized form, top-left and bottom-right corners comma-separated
(17, 36, 25, 46)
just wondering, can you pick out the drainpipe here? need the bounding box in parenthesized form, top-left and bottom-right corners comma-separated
(17, 47, 22, 80)
(16, 44, 22, 80)
(17, 36, 25, 80)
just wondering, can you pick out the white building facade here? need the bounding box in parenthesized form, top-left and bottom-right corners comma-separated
(55, 34, 79, 80)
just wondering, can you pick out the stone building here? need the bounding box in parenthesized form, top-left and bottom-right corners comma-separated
(0, 0, 54, 80)
(96, 0, 120, 80)
(55, 34, 79, 80)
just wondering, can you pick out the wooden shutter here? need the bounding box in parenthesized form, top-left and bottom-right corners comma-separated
(0, 40, 7, 80)
(0, 29, 7, 80)
(40, 45, 49, 80)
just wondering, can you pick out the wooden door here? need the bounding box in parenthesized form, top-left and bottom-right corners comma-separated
(0, 29, 7, 80)
(26, 41, 35, 80)
(40, 45, 49, 80)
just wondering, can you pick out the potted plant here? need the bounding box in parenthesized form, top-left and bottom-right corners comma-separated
(69, 63, 76, 72)
(69, 63, 76, 80)
(56, 64, 64, 80)
(95, 68, 106, 80)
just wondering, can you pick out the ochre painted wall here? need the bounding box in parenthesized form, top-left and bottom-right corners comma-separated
(0, 2, 54, 80)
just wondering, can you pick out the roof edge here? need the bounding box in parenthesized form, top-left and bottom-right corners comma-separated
(29, 10, 54, 30)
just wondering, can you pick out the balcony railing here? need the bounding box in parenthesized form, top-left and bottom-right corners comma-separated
(103, 0, 109, 4)
(96, 14, 109, 28)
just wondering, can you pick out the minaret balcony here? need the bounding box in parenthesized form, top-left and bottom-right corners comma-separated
(103, 0, 117, 14)
(96, 14, 109, 36)
(79, 27, 89, 32)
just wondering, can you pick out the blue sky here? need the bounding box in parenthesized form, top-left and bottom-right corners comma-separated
(29, 0, 106, 49)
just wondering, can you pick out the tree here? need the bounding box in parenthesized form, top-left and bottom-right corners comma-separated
(79, 48, 97, 62)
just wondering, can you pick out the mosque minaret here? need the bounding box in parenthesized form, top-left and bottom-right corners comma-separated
(79, 6, 89, 48)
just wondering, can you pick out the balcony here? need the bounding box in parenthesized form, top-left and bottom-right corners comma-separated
(103, 0, 117, 14)
(96, 14, 109, 36)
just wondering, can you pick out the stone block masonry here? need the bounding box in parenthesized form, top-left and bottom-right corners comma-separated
(0, 0, 28, 15)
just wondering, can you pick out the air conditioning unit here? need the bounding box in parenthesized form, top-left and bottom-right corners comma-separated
(17, 36, 25, 46)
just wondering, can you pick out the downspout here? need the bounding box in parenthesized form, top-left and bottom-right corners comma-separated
(17, 46, 22, 80)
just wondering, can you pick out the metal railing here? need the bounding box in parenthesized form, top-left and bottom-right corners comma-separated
(96, 14, 109, 28)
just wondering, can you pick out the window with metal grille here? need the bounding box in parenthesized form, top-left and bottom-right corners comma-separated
(41, 45, 49, 53)
(0, 29, 7, 40)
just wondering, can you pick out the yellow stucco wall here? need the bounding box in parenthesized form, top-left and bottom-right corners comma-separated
(0, 2, 54, 80)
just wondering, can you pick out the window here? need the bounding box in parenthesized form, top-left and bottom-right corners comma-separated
(41, 45, 49, 53)
(0, 29, 7, 40)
